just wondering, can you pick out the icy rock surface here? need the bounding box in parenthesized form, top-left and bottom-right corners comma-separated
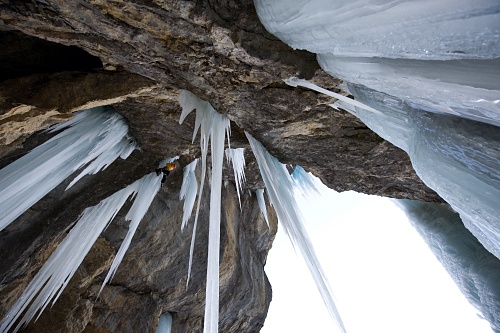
(0, 107, 137, 231)
(255, 0, 500, 125)
(246, 132, 346, 333)
(0, 172, 161, 333)
(395, 200, 500, 333)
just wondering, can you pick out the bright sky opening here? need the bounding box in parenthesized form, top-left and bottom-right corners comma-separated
(262, 184, 493, 333)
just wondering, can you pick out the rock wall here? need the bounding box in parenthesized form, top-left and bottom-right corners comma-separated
(0, 1, 445, 332)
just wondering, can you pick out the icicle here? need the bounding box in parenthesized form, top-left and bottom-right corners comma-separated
(99, 172, 162, 294)
(291, 165, 322, 201)
(178, 90, 231, 333)
(225, 148, 246, 209)
(0, 172, 159, 333)
(180, 159, 199, 231)
(245, 132, 347, 333)
(0, 107, 137, 232)
(256, 189, 269, 227)
(155, 313, 173, 333)
(285, 77, 381, 115)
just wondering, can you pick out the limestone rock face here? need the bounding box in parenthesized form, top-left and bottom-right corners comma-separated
(0, 1, 443, 333)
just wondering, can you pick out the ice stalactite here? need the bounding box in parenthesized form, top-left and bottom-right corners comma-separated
(245, 132, 346, 333)
(225, 148, 246, 209)
(256, 189, 269, 227)
(285, 77, 380, 115)
(291, 165, 321, 201)
(0, 107, 136, 232)
(178, 90, 231, 333)
(99, 173, 162, 294)
(0, 173, 161, 333)
(155, 313, 173, 333)
(180, 159, 199, 231)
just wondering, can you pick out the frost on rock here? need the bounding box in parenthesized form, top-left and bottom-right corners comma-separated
(180, 159, 199, 231)
(245, 132, 346, 333)
(178, 90, 231, 333)
(0, 107, 137, 232)
(256, 189, 269, 227)
(0, 173, 161, 333)
(225, 148, 246, 209)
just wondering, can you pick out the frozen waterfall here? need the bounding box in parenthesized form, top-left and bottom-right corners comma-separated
(254, 1, 500, 262)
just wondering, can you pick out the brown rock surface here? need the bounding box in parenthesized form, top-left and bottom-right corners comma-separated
(0, 1, 443, 333)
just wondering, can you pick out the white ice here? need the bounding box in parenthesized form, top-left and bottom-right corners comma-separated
(0, 107, 137, 232)
(178, 90, 231, 333)
(180, 159, 199, 231)
(246, 132, 346, 333)
(0, 172, 160, 333)
(255, 0, 500, 125)
(155, 313, 173, 333)
(225, 148, 246, 209)
(256, 189, 269, 227)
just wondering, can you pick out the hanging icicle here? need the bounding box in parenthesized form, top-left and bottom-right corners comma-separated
(180, 159, 199, 231)
(256, 188, 269, 227)
(245, 131, 347, 333)
(0, 172, 161, 333)
(225, 148, 246, 209)
(0, 107, 137, 232)
(178, 90, 231, 333)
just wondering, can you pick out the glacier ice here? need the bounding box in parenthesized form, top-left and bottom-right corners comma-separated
(178, 90, 231, 333)
(256, 189, 269, 227)
(0, 172, 161, 333)
(225, 148, 246, 209)
(0, 107, 137, 232)
(245, 132, 346, 333)
(395, 199, 500, 333)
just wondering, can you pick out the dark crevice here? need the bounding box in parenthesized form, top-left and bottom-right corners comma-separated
(0, 30, 102, 81)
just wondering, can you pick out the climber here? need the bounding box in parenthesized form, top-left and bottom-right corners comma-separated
(156, 162, 177, 186)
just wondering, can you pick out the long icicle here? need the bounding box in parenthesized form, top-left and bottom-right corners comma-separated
(99, 172, 162, 295)
(256, 188, 269, 228)
(180, 159, 199, 231)
(245, 131, 347, 333)
(225, 148, 246, 209)
(0, 173, 160, 333)
(178, 90, 230, 333)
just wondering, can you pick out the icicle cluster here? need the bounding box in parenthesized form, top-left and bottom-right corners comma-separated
(178, 90, 231, 333)
(245, 132, 346, 333)
(0, 107, 136, 232)
(0, 173, 161, 333)
(225, 148, 246, 208)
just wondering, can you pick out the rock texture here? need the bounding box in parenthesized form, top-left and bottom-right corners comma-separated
(0, 1, 443, 333)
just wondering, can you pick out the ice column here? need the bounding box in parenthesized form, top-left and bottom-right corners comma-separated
(246, 132, 346, 333)
(0, 107, 137, 232)
(178, 90, 231, 333)
(0, 173, 161, 333)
